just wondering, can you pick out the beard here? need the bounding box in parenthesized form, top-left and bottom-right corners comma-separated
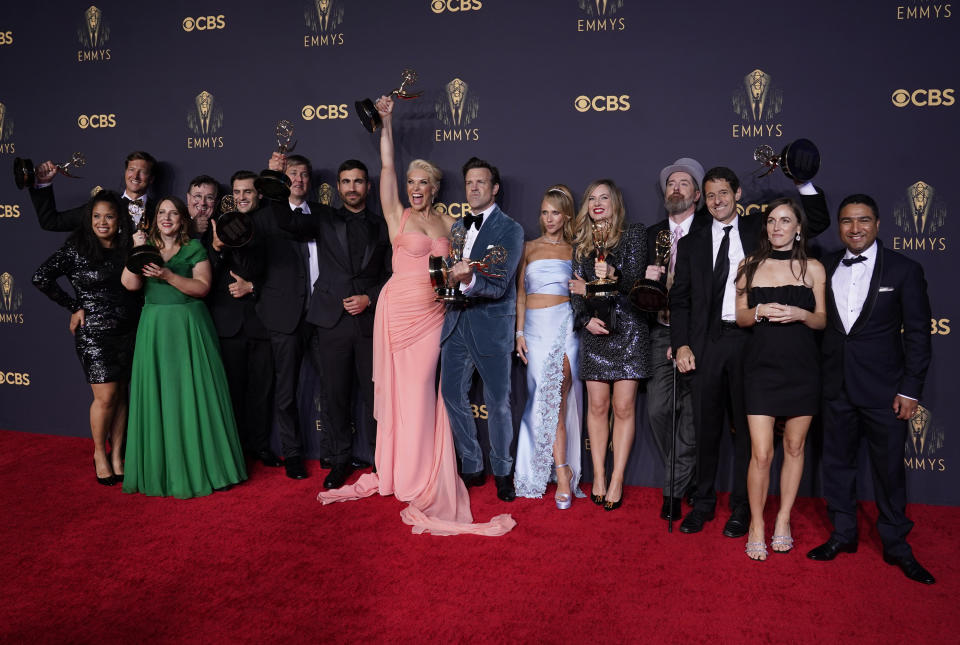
(664, 193, 695, 215)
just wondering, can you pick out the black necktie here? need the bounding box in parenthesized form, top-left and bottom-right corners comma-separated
(710, 225, 732, 337)
(713, 225, 732, 297)
(841, 255, 867, 266)
(463, 212, 484, 230)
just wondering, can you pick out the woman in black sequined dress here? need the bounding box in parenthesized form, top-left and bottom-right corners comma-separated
(33, 191, 139, 485)
(734, 197, 826, 560)
(570, 179, 649, 511)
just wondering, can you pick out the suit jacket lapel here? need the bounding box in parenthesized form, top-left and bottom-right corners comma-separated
(359, 211, 377, 270)
(325, 211, 352, 272)
(848, 241, 884, 335)
(824, 251, 845, 333)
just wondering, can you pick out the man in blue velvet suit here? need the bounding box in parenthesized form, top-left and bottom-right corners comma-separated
(441, 157, 524, 502)
(806, 194, 935, 585)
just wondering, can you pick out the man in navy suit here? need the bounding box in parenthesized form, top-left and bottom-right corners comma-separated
(441, 157, 524, 502)
(807, 194, 934, 585)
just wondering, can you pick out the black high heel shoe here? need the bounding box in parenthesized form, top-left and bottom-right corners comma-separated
(604, 487, 624, 512)
(94, 460, 116, 486)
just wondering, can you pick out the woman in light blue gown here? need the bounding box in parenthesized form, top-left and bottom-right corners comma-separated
(514, 185, 584, 508)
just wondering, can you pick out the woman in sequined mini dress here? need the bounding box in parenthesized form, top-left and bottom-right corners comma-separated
(570, 179, 649, 511)
(33, 191, 139, 485)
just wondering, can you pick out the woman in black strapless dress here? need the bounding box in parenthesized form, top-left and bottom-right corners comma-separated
(33, 191, 138, 486)
(734, 198, 826, 560)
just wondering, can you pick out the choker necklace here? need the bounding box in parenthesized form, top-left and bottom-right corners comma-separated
(769, 249, 793, 260)
(540, 237, 563, 245)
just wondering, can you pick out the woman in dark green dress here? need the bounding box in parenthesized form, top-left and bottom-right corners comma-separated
(121, 196, 246, 498)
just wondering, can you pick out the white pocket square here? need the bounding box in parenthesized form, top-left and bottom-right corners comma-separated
(879, 286, 895, 292)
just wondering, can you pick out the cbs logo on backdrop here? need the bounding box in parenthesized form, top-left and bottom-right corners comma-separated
(77, 114, 117, 129)
(574, 95, 631, 112)
(891, 89, 955, 108)
(0, 31, 12, 45)
(301, 104, 349, 120)
(0, 371, 30, 386)
(431, 0, 482, 12)
(182, 15, 226, 31)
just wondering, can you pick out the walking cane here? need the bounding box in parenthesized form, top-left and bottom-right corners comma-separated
(668, 359, 678, 532)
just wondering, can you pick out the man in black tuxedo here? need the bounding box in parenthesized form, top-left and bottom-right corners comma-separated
(807, 194, 934, 585)
(205, 170, 280, 470)
(671, 166, 829, 537)
(643, 158, 708, 521)
(29, 151, 158, 233)
(271, 157, 391, 489)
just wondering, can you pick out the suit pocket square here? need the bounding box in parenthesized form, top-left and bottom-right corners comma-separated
(879, 286, 895, 293)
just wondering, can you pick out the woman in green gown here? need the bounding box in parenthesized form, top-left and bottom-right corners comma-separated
(121, 196, 246, 498)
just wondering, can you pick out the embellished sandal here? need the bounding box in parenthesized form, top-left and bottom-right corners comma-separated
(745, 541, 768, 561)
(771, 534, 795, 553)
(554, 463, 573, 510)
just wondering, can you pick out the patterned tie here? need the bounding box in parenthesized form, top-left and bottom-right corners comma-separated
(668, 226, 683, 276)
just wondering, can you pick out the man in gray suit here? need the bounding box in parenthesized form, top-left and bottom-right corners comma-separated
(441, 157, 524, 501)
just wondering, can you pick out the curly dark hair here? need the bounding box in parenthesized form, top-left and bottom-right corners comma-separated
(67, 190, 131, 262)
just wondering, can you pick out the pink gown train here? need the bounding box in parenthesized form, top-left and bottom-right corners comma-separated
(318, 210, 515, 536)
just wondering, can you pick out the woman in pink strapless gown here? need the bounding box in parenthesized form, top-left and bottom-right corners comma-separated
(318, 96, 514, 536)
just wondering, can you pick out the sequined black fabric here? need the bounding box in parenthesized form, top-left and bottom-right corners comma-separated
(33, 243, 139, 384)
(571, 222, 650, 381)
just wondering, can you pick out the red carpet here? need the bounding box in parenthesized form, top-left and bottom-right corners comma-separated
(1, 430, 957, 644)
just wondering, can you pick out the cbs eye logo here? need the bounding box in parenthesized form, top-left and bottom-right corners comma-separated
(574, 95, 631, 113)
(77, 114, 117, 129)
(301, 104, 350, 120)
(431, 0, 482, 12)
(892, 88, 955, 107)
(182, 15, 226, 31)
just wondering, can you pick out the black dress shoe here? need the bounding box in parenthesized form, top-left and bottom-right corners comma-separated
(285, 456, 308, 480)
(722, 505, 750, 538)
(883, 553, 935, 584)
(257, 449, 283, 468)
(494, 475, 515, 502)
(323, 462, 353, 488)
(660, 496, 682, 520)
(679, 509, 714, 534)
(806, 538, 858, 561)
(460, 471, 486, 488)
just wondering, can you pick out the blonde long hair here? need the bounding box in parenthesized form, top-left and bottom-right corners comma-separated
(540, 184, 576, 243)
(573, 179, 626, 261)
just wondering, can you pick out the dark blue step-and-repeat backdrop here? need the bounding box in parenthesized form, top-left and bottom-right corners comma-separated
(0, 1, 955, 504)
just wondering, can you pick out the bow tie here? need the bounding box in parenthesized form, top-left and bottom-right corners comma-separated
(841, 255, 867, 266)
(463, 212, 484, 231)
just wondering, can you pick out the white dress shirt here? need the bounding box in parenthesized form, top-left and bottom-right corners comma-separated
(123, 190, 147, 228)
(712, 217, 744, 322)
(461, 203, 496, 292)
(292, 200, 319, 297)
(832, 240, 876, 334)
